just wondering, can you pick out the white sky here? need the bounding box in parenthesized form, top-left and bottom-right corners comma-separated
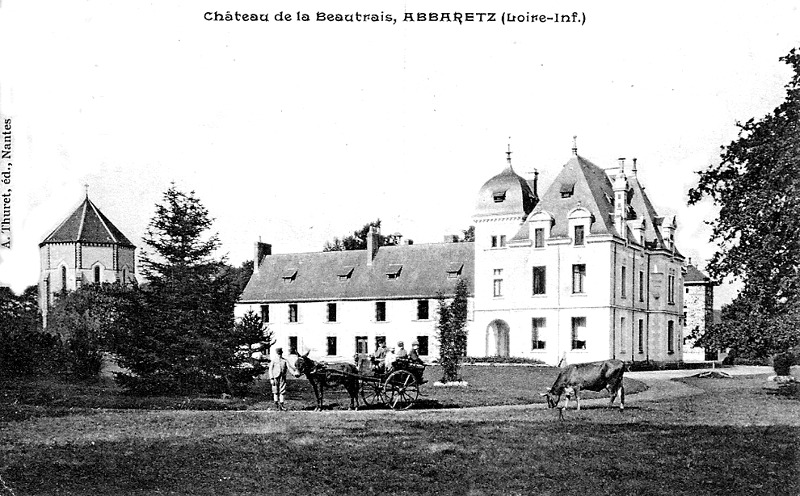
(1, 0, 799, 308)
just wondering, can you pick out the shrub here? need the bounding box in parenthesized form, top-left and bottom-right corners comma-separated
(772, 352, 795, 376)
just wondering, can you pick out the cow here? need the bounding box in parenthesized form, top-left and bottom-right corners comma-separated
(540, 359, 625, 419)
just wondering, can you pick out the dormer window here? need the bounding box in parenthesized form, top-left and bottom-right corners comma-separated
(574, 225, 585, 246)
(492, 190, 507, 203)
(281, 268, 297, 282)
(446, 262, 463, 279)
(560, 181, 575, 198)
(386, 264, 403, 279)
(337, 266, 354, 281)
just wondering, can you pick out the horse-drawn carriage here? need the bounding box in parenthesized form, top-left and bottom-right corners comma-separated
(293, 353, 427, 410)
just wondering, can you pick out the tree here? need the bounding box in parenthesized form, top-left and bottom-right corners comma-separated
(113, 185, 260, 394)
(462, 225, 475, 242)
(436, 278, 470, 383)
(0, 285, 57, 377)
(322, 219, 402, 251)
(688, 48, 800, 358)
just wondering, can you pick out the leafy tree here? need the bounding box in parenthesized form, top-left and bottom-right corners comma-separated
(688, 48, 800, 358)
(436, 278, 469, 383)
(462, 225, 475, 242)
(113, 185, 260, 394)
(323, 219, 402, 251)
(0, 285, 58, 377)
(48, 282, 139, 378)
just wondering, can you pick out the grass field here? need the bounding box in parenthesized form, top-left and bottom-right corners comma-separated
(1, 369, 798, 495)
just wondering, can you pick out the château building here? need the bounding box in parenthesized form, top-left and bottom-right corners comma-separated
(237, 144, 688, 365)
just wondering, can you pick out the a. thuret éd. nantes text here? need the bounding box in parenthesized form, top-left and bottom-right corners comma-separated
(203, 11, 587, 26)
(1, 117, 12, 249)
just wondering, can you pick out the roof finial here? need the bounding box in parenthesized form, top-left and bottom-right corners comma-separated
(572, 135, 578, 156)
(84, 183, 89, 198)
(506, 139, 512, 166)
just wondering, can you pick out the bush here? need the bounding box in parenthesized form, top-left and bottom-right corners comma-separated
(772, 352, 796, 376)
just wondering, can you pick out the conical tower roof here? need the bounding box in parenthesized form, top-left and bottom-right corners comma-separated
(40, 195, 135, 248)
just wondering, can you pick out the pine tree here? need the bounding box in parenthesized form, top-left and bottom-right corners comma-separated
(436, 278, 469, 383)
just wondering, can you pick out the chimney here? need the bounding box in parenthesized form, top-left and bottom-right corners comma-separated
(533, 168, 539, 201)
(630, 158, 638, 178)
(367, 226, 380, 266)
(613, 166, 628, 237)
(253, 241, 272, 274)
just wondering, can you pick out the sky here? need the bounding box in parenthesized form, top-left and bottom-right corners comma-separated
(1, 0, 799, 308)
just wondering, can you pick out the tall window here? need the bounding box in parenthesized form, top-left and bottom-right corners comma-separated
(288, 304, 298, 323)
(621, 266, 627, 298)
(571, 317, 587, 349)
(61, 266, 67, 292)
(668, 270, 676, 304)
(355, 336, 368, 355)
(572, 264, 586, 294)
(417, 300, 429, 320)
(375, 301, 386, 322)
(574, 225, 585, 246)
(667, 321, 675, 354)
(260, 304, 270, 323)
(122, 268, 127, 284)
(493, 269, 503, 297)
(638, 319, 644, 354)
(416, 336, 429, 356)
(326, 336, 337, 356)
(532, 266, 546, 295)
(94, 266, 101, 284)
(639, 271, 645, 302)
(620, 317, 627, 354)
(288, 336, 298, 354)
(327, 303, 337, 322)
(532, 318, 546, 350)
(534, 228, 545, 248)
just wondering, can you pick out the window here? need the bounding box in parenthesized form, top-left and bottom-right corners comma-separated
(667, 321, 675, 354)
(490, 235, 506, 248)
(574, 225, 585, 246)
(638, 319, 644, 354)
(571, 317, 586, 350)
(416, 336, 429, 356)
(572, 264, 586, 294)
(686, 287, 689, 294)
(326, 336, 337, 356)
(493, 269, 503, 297)
(282, 268, 297, 283)
(668, 271, 676, 304)
(260, 304, 270, 323)
(446, 262, 463, 279)
(532, 318, 546, 350)
(93, 266, 101, 284)
(327, 303, 337, 322)
(560, 181, 575, 198)
(532, 266, 546, 295)
(534, 228, 545, 248)
(417, 300, 429, 320)
(288, 336, 298, 354)
(375, 301, 386, 322)
(386, 264, 403, 280)
(493, 190, 507, 203)
(61, 266, 67, 292)
(288, 304, 298, 323)
(337, 266, 354, 281)
(620, 317, 627, 354)
(355, 336, 369, 355)
(122, 268, 127, 284)
(639, 271, 645, 302)
(621, 266, 627, 298)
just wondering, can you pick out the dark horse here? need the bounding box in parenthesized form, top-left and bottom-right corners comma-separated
(293, 353, 361, 411)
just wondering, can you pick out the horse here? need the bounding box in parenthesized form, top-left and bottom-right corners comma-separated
(293, 353, 361, 411)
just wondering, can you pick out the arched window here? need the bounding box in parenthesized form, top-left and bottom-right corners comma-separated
(94, 265, 101, 284)
(61, 266, 67, 292)
(122, 268, 127, 284)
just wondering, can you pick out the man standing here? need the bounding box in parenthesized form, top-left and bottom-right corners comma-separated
(269, 347, 289, 411)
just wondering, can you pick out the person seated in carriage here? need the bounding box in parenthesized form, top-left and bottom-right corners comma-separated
(395, 341, 408, 359)
(408, 341, 423, 364)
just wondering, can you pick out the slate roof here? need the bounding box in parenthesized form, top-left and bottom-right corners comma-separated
(40, 196, 135, 248)
(518, 154, 616, 239)
(685, 265, 712, 284)
(239, 242, 475, 303)
(475, 163, 537, 219)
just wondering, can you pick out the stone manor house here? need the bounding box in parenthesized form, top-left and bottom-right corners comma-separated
(236, 146, 713, 365)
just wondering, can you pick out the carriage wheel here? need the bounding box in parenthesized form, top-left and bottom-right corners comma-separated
(383, 370, 419, 410)
(360, 380, 385, 406)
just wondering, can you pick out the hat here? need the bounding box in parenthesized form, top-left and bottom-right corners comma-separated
(397, 341, 404, 347)
(412, 341, 419, 346)
(276, 347, 283, 354)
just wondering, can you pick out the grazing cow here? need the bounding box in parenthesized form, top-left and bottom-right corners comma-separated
(540, 359, 625, 417)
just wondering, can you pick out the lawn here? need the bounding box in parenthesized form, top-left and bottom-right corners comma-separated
(1, 370, 798, 495)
